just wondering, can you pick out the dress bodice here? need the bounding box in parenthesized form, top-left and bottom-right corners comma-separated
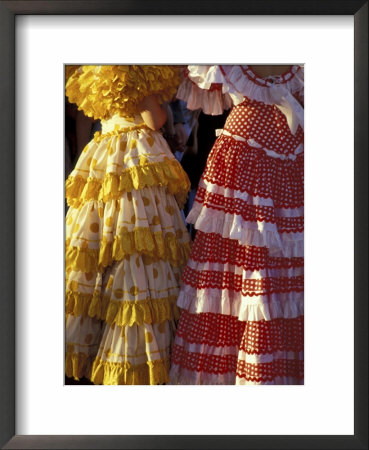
(224, 98, 304, 156)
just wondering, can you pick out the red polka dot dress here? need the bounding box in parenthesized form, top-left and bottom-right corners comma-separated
(170, 65, 304, 384)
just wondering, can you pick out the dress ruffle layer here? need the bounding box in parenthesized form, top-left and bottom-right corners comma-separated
(200, 135, 304, 209)
(184, 136, 304, 259)
(66, 295, 179, 383)
(89, 319, 176, 385)
(65, 314, 102, 380)
(66, 182, 191, 273)
(65, 124, 190, 209)
(187, 204, 303, 258)
(66, 315, 175, 384)
(171, 342, 303, 385)
(91, 357, 171, 385)
(170, 310, 304, 385)
(65, 111, 191, 384)
(66, 290, 180, 327)
(189, 231, 303, 270)
(181, 261, 304, 297)
(66, 65, 181, 120)
(177, 289, 304, 321)
(65, 350, 94, 380)
(194, 183, 304, 234)
(66, 159, 189, 209)
(66, 230, 191, 272)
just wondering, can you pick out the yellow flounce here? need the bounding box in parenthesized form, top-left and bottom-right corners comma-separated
(66, 65, 181, 120)
(65, 347, 93, 381)
(90, 357, 170, 385)
(65, 229, 191, 272)
(65, 158, 190, 209)
(66, 290, 180, 327)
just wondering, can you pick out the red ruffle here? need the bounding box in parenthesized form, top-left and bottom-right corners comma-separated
(182, 266, 304, 296)
(171, 344, 237, 375)
(172, 342, 304, 382)
(176, 310, 245, 347)
(175, 310, 303, 353)
(239, 316, 304, 354)
(190, 232, 304, 271)
(236, 358, 304, 383)
(202, 135, 304, 209)
(195, 187, 304, 233)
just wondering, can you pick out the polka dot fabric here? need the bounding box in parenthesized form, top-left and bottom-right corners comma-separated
(65, 68, 191, 385)
(202, 135, 304, 209)
(224, 97, 303, 157)
(170, 65, 304, 385)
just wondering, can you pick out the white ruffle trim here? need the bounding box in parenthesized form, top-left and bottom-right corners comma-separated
(186, 259, 303, 279)
(187, 202, 304, 258)
(173, 340, 303, 364)
(176, 77, 233, 115)
(177, 289, 304, 321)
(220, 65, 304, 106)
(185, 64, 303, 105)
(174, 339, 238, 358)
(180, 65, 304, 133)
(237, 349, 304, 364)
(196, 179, 304, 217)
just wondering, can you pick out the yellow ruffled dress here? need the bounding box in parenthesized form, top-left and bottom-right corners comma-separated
(65, 65, 191, 384)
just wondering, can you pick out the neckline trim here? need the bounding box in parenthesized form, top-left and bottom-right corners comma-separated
(241, 65, 301, 87)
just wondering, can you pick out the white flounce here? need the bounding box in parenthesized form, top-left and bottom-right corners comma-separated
(67, 186, 190, 252)
(169, 342, 304, 385)
(195, 179, 304, 213)
(177, 288, 304, 321)
(176, 77, 233, 115)
(187, 201, 304, 258)
(185, 258, 303, 279)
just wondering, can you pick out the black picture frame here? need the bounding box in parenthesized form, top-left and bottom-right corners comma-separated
(0, 1, 367, 449)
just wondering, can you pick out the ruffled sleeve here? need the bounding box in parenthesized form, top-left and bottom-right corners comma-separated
(66, 65, 181, 120)
(177, 65, 304, 133)
(176, 66, 233, 115)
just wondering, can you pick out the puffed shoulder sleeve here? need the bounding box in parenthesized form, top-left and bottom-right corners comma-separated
(66, 65, 181, 120)
(65, 65, 103, 119)
(176, 65, 234, 115)
(65, 65, 81, 83)
(134, 65, 181, 104)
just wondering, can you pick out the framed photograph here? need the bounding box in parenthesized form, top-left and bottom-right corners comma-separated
(1, 1, 367, 449)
